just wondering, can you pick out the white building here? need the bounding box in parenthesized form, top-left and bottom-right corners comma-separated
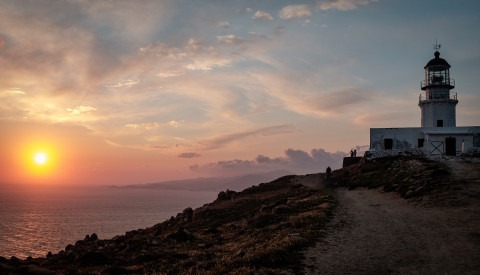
(370, 46, 480, 156)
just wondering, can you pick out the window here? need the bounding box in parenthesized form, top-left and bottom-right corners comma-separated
(437, 120, 443, 127)
(384, 139, 393, 150)
(418, 139, 424, 148)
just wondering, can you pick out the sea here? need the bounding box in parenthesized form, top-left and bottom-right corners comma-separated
(0, 184, 218, 259)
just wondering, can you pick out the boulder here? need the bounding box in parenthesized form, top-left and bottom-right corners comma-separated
(79, 251, 108, 267)
(272, 205, 291, 214)
(167, 228, 195, 243)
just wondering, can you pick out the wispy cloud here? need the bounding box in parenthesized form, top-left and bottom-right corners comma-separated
(218, 21, 231, 28)
(178, 152, 200, 158)
(252, 11, 274, 20)
(217, 35, 246, 46)
(307, 88, 369, 114)
(199, 124, 295, 150)
(67, 106, 97, 116)
(125, 122, 160, 130)
(317, 0, 378, 11)
(279, 5, 312, 20)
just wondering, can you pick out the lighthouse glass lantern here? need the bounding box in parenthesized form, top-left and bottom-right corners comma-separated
(418, 45, 458, 128)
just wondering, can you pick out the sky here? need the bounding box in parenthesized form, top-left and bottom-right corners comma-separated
(1, 0, 479, 186)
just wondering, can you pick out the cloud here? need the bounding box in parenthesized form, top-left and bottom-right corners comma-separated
(167, 120, 181, 127)
(125, 122, 160, 130)
(307, 88, 369, 113)
(124, 120, 181, 130)
(2, 88, 25, 95)
(199, 124, 295, 150)
(190, 147, 346, 176)
(105, 77, 140, 88)
(218, 21, 230, 28)
(217, 35, 246, 46)
(317, 0, 378, 11)
(252, 11, 274, 20)
(156, 71, 185, 78)
(279, 5, 312, 20)
(178, 152, 200, 158)
(67, 106, 97, 116)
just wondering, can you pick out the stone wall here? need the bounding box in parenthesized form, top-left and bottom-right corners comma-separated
(342, 157, 363, 167)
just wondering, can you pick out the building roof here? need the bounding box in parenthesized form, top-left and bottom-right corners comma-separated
(425, 51, 450, 68)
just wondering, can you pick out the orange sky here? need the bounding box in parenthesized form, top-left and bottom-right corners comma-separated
(1, 1, 479, 186)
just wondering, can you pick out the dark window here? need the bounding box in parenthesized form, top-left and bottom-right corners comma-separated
(384, 139, 393, 150)
(418, 139, 424, 148)
(437, 120, 443, 127)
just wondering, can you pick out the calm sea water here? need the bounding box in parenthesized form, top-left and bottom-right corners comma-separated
(0, 185, 217, 259)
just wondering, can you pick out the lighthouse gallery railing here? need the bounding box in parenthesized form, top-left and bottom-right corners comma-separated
(419, 92, 457, 102)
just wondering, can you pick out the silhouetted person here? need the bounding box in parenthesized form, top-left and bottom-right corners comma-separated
(354, 149, 357, 157)
(350, 150, 354, 157)
(326, 166, 331, 180)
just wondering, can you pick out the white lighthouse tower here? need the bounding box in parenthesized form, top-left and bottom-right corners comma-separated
(369, 43, 480, 156)
(418, 44, 458, 127)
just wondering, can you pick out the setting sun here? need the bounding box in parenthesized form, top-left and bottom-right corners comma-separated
(34, 153, 48, 165)
(17, 141, 61, 181)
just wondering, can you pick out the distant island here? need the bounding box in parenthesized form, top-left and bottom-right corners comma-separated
(108, 170, 293, 192)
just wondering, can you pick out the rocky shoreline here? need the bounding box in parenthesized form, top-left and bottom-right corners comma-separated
(0, 176, 335, 274)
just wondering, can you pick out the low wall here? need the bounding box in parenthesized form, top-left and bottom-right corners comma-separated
(343, 157, 363, 167)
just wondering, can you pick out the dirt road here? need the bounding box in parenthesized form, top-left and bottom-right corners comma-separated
(302, 188, 480, 274)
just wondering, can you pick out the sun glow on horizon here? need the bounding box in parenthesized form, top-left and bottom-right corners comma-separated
(19, 141, 61, 181)
(34, 152, 48, 165)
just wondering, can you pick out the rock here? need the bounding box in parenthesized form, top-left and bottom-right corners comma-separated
(46, 251, 53, 259)
(216, 191, 227, 201)
(204, 227, 219, 234)
(79, 251, 108, 267)
(9, 256, 21, 267)
(226, 189, 237, 199)
(182, 207, 193, 222)
(405, 190, 414, 198)
(272, 205, 291, 214)
(235, 250, 246, 258)
(250, 214, 277, 229)
(259, 205, 272, 213)
(65, 244, 74, 252)
(415, 187, 425, 194)
(167, 228, 195, 243)
(90, 233, 98, 241)
(216, 189, 237, 202)
(27, 264, 56, 275)
(0, 256, 8, 264)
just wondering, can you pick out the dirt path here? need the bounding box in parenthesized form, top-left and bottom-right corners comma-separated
(302, 188, 480, 274)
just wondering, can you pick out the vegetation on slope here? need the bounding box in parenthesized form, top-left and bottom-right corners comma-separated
(332, 155, 466, 205)
(0, 176, 335, 274)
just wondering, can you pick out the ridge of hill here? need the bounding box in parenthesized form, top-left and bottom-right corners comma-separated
(1, 155, 478, 274)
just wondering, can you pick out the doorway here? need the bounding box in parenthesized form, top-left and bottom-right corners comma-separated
(445, 137, 456, 156)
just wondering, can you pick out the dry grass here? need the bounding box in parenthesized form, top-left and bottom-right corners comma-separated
(26, 176, 336, 274)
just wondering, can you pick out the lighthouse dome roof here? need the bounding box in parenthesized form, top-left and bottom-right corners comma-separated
(425, 51, 450, 68)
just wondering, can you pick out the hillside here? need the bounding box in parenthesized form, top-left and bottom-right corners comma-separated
(0, 176, 335, 274)
(1, 155, 478, 274)
(300, 155, 480, 274)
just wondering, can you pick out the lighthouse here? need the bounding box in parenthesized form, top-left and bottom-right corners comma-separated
(369, 44, 480, 156)
(418, 45, 458, 128)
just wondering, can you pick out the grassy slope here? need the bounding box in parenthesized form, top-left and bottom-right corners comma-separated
(4, 176, 335, 274)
